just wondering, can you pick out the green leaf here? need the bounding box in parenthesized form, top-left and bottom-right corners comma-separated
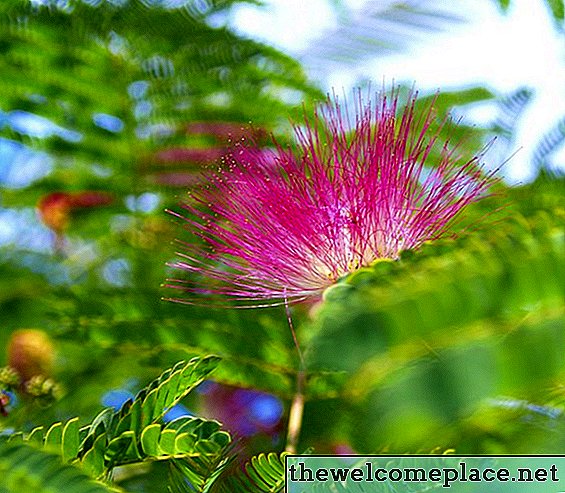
(158, 429, 177, 456)
(495, 0, 511, 11)
(210, 452, 287, 493)
(8, 357, 228, 481)
(80, 435, 106, 479)
(140, 424, 161, 457)
(0, 442, 118, 493)
(27, 427, 44, 445)
(109, 357, 220, 448)
(6, 433, 24, 443)
(174, 432, 196, 455)
(62, 418, 80, 462)
(546, 0, 565, 24)
(308, 183, 565, 376)
(105, 431, 136, 466)
(304, 179, 565, 452)
(44, 422, 63, 452)
(0, 0, 320, 199)
(301, 0, 465, 70)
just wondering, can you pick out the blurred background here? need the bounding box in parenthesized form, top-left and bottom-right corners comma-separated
(1, 0, 565, 491)
(233, 0, 565, 183)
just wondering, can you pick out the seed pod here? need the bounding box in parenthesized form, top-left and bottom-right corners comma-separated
(7, 329, 55, 382)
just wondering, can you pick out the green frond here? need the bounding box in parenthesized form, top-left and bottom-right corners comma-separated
(532, 117, 565, 174)
(546, 0, 565, 25)
(493, 87, 533, 140)
(302, 0, 465, 73)
(309, 179, 564, 373)
(304, 178, 565, 451)
(0, 442, 120, 493)
(6, 357, 230, 482)
(0, 0, 321, 203)
(210, 452, 287, 493)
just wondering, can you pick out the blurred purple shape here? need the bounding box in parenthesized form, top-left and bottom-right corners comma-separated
(196, 380, 217, 395)
(249, 393, 283, 428)
(207, 385, 284, 437)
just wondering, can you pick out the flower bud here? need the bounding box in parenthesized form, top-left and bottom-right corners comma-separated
(7, 329, 55, 382)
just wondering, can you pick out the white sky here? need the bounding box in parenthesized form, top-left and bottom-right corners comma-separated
(231, 0, 565, 183)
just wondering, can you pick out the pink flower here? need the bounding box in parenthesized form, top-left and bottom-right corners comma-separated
(166, 90, 497, 306)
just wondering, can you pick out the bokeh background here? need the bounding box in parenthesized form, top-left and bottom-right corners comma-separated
(0, 0, 564, 491)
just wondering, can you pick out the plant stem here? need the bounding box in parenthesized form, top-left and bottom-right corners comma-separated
(286, 368, 305, 454)
(284, 296, 306, 453)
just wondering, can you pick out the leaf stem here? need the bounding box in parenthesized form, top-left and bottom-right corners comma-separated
(286, 369, 305, 454)
(284, 296, 305, 454)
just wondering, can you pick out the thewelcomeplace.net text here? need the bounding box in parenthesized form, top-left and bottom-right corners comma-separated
(287, 460, 559, 488)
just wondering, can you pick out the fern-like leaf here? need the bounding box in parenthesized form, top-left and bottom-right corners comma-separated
(493, 87, 533, 140)
(304, 178, 565, 450)
(301, 0, 464, 77)
(532, 116, 565, 173)
(8, 356, 229, 482)
(0, 442, 120, 493)
(210, 452, 287, 493)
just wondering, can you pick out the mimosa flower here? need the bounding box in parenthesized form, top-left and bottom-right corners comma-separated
(166, 90, 496, 306)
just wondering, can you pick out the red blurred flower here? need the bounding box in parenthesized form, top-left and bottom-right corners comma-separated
(37, 191, 113, 232)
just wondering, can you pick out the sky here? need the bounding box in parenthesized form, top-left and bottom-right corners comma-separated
(231, 0, 565, 183)
(3, 0, 563, 185)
